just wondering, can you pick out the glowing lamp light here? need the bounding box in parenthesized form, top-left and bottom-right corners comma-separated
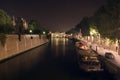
(43, 31, 46, 34)
(29, 30, 32, 33)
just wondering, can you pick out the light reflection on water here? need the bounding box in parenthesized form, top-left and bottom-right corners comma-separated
(51, 38, 68, 57)
(0, 38, 69, 80)
(0, 44, 48, 80)
(0, 38, 115, 80)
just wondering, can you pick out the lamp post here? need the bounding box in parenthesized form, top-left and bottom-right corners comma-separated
(29, 29, 33, 39)
(98, 34, 101, 45)
(90, 31, 94, 43)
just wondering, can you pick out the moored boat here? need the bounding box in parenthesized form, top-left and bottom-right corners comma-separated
(75, 41, 103, 72)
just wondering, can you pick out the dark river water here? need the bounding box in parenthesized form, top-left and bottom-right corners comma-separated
(0, 38, 115, 80)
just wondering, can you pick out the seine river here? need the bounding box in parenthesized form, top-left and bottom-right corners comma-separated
(0, 38, 115, 80)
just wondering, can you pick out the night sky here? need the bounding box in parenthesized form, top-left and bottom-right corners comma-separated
(0, 0, 107, 32)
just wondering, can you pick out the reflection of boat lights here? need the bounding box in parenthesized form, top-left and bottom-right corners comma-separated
(63, 38, 65, 45)
(55, 38, 58, 46)
(62, 38, 66, 56)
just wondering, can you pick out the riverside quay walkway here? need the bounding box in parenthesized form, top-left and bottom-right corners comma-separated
(80, 39, 120, 80)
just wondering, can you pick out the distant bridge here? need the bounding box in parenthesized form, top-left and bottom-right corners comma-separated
(51, 32, 66, 38)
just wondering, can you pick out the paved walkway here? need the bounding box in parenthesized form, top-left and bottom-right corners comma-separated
(81, 39, 120, 68)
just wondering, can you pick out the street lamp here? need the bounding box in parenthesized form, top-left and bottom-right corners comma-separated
(29, 30, 32, 34)
(98, 34, 101, 45)
(43, 31, 46, 34)
(90, 28, 99, 43)
(29, 29, 33, 39)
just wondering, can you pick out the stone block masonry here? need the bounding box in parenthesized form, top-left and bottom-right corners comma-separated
(0, 34, 48, 62)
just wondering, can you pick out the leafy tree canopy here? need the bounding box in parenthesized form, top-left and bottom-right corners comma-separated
(27, 20, 40, 34)
(94, 0, 120, 39)
(0, 9, 13, 33)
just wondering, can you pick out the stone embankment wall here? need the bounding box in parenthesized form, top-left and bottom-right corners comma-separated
(0, 35, 48, 61)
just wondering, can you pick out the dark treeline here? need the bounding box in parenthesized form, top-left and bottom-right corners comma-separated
(67, 0, 120, 40)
